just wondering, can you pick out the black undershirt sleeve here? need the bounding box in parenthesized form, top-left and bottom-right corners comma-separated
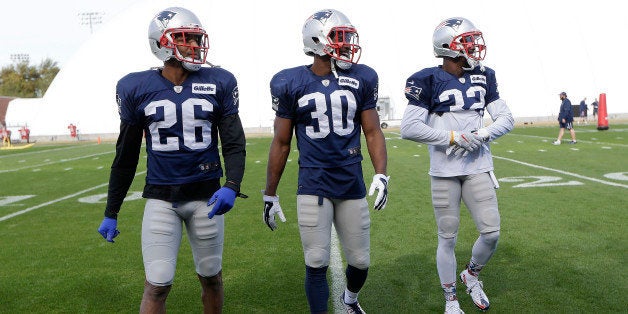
(217, 113, 246, 193)
(104, 122, 144, 219)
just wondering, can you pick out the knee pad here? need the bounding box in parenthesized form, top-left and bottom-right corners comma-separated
(480, 230, 500, 247)
(437, 215, 460, 239)
(305, 247, 330, 268)
(196, 255, 223, 278)
(146, 260, 176, 286)
(431, 179, 460, 238)
(346, 251, 370, 270)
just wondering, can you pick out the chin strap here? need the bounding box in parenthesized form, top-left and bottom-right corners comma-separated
(205, 60, 220, 68)
(330, 59, 339, 79)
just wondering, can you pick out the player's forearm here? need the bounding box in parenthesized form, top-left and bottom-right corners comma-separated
(400, 105, 450, 146)
(105, 167, 137, 218)
(365, 131, 387, 175)
(483, 98, 514, 140)
(264, 143, 290, 196)
(104, 122, 143, 218)
(219, 114, 247, 192)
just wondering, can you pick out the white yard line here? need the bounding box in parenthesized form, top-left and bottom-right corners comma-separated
(0, 151, 114, 173)
(0, 171, 146, 222)
(506, 133, 628, 148)
(493, 155, 628, 188)
(0, 143, 101, 159)
(330, 225, 345, 314)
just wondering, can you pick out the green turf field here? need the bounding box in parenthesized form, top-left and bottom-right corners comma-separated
(1, 123, 626, 313)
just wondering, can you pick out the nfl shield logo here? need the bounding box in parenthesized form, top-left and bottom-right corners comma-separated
(322, 80, 329, 87)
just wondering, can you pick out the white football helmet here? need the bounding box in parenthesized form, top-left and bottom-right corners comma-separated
(433, 17, 486, 70)
(302, 9, 361, 70)
(148, 7, 209, 71)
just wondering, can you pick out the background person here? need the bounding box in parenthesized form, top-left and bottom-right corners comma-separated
(579, 97, 588, 124)
(591, 98, 598, 119)
(553, 92, 577, 145)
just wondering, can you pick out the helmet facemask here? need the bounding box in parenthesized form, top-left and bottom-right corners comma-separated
(323, 26, 361, 70)
(160, 28, 209, 71)
(449, 31, 486, 70)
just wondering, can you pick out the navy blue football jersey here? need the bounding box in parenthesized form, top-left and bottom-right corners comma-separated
(116, 67, 239, 185)
(405, 65, 499, 114)
(403, 65, 508, 177)
(270, 64, 378, 198)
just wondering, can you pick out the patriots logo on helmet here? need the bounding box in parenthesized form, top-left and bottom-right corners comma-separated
(310, 10, 333, 24)
(156, 10, 176, 28)
(438, 18, 463, 31)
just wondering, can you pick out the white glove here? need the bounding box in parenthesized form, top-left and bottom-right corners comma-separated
(450, 131, 482, 152)
(475, 128, 490, 142)
(262, 193, 286, 231)
(368, 174, 390, 210)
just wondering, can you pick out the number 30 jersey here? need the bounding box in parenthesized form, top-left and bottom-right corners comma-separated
(270, 64, 378, 198)
(116, 67, 239, 185)
(270, 64, 378, 168)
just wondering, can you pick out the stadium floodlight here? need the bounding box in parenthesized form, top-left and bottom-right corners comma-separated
(10, 53, 30, 63)
(78, 12, 105, 34)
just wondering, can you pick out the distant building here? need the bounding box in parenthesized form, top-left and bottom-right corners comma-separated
(376, 96, 400, 129)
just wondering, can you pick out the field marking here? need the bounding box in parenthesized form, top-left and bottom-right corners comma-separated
(0, 151, 114, 173)
(0, 171, 146, 223)
(493, 156, 628, 188)
(506, 133, 628, 148)
(0, 143, 102, 159)
(330, 225, 344, 314)
(388, 130, 628, 148)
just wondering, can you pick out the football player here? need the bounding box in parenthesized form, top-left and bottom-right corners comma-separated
(262, 9, 389, 314)
(400, 17, 514, 313)
(97, 7, 246, 313)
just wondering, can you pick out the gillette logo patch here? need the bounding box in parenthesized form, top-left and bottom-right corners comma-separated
(192, 83, 216, 94)
(338, 76, 359, 89)
(470, 75, 487, 85)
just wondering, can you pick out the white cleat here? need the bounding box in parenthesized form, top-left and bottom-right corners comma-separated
(460, 268, 490, 311)
(552, 140, 561, 145)
(341, 292, 366, 314)
(444, 300, 465, 314)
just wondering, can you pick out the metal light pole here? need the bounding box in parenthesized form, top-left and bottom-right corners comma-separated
(10, 53, 30, 63)
(78, 12, 104, 34)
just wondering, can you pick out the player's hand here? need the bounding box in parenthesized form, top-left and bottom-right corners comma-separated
(474, 128, 490, 142)
(450, 131, 482, 152)
(262, 193, 286, 231)
(368, 174, 390, 210)
(98, 217, 120, 243)
(208, 187, 237, 219)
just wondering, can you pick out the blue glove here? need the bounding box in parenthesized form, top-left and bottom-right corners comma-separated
(98, 217, 120, 243)
(208, 187, 237, 219)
